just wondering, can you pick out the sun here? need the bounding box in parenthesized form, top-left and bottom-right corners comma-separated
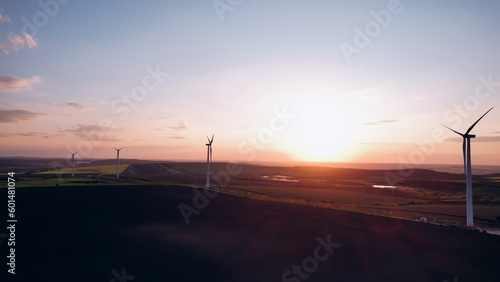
(287, 97, 362, 162)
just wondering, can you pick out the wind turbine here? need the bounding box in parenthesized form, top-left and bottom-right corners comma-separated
(206, 135, 214, 188)
(442, 107, 493, 227)
(70, 152, 77, 177)
(114, 147, 124, 179)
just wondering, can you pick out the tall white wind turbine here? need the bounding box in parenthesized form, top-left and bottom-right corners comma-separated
(206, 135, 214, 188)
(442, 107, 493, 227)
(114, 147, 124, 179)
(70, 152, 77, 177)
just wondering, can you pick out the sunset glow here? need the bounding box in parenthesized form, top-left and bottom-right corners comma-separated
(1, 1, 499, 165)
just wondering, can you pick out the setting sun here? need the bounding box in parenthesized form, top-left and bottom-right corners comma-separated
(287, 97, 363, 162)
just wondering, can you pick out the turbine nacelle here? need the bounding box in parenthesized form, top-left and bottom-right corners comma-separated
(206, 134, 214, 146)
(465, 134, 476, 138)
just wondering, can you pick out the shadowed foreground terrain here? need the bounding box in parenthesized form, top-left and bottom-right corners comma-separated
(2, 185, 500, 281)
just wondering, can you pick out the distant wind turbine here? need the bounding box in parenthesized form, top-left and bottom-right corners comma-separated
(442, 107, 493, 227)
(206, 135, 214, 188)
(70, 152, 77, 177)
(114, 147, 124, 179)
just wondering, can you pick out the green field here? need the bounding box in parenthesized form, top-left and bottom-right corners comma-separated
(36, 164, 130, 175)
(1, 164, 133, 187)
(7, 177, 125, 188)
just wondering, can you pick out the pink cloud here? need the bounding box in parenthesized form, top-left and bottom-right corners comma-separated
(0, 76, 40, 92)
(62, 102, 96, 111)
(0, 33, 39, 54)
(23, 33, 38, 49)
(0, 7, 11, 23)
(0, 109, 45, 123)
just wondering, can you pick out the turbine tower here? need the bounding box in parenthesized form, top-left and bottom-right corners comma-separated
(114, 147, 124, 179)
(206, 135, 214, 188)
(442, 107, 493, 227)
(70, 152, 77, 177)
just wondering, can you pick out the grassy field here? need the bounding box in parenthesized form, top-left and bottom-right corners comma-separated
(1, 164, 133, 187)
(36, 164, 130, 175)
(229, 184, 423, 206)
(8, 177, 129, 188)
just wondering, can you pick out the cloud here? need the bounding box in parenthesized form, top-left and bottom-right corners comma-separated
(64, 102, 96, 111)
(363, 120, 399, 126)
(101, 135, 121, 142)
(478, 137, 499, 142)
(0, 109, 45, 123)
(61, 124, 119, 142)
(150, 117, 188, 131)
(0, 41, 11, 54)
(168, 133, 186, 139)
(50, 102, 97, 111)
(107, 108, 123, 114)
(62, 124, 109, 137)
(168, 120, 187, 131)
(0, 131, 61, 138)
(0, 33, 39, 54)
(0, 7, 11, 23)
(16, 132, 40, 136)
(0, 76, 40, 92)
(23, 33, 38, 49)
(445, 136, 500, 143)
(0, 102, 19, 108)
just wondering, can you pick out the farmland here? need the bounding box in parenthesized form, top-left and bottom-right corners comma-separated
(3, 158, 500, 229)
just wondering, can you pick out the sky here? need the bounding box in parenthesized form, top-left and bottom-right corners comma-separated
(0, 0, 499, 165)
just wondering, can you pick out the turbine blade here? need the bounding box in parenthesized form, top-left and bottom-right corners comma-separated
(211, 134, 214, 143)
(462, 138, 466, 176)
(441, 124, 464, 137)
(207, 136, 211, 143)
(465, 107, 494, 135)
(210, 146, 212, 164)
